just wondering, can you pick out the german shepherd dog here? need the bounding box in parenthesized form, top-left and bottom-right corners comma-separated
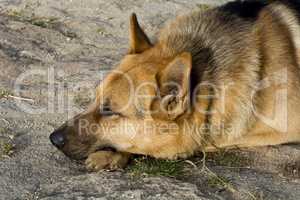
(50, 0, 300, 171)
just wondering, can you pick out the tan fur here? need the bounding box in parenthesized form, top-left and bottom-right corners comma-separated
(50, 1, 300, 171)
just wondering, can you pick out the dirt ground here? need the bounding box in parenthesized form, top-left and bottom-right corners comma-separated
(0, 0, 299, 199)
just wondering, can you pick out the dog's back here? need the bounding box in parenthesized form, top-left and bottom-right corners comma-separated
(158, 0, 300, 146)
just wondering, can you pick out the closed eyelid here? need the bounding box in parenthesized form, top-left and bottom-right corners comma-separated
(100, 107, 113, 114)
(99, 100, 122, 117)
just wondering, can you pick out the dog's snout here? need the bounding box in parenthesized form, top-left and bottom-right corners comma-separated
(50, 129, 66, 148)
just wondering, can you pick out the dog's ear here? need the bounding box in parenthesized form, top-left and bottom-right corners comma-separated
(129, 13, 152, 54)
(152, 52, 192, 120)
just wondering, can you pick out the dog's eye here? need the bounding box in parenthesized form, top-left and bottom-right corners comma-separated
(99, 106, 120, 117)
(100, 106, 114, 116)
(99, 100, 122, 118)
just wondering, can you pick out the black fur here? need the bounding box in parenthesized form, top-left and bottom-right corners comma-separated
(220, 0, 268, 20)
(284, 0, 300, 12)
(283, 0, 300, 20)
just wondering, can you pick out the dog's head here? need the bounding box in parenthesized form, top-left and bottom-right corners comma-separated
(50, 14, 196, 160)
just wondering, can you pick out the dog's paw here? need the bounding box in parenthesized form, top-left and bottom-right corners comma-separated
(85, 151, 130, 172)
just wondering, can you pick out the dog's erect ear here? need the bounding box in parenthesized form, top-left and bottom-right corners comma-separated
(152, 52, 192, 120)
(129, 13, 152, 54)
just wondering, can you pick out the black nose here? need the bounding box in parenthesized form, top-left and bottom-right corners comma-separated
(50, 130, 65, 148)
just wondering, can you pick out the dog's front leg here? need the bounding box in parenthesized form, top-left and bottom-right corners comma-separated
(85, 151, 131, 171)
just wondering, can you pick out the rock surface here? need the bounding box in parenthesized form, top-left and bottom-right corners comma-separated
(0, 0, 299, 199)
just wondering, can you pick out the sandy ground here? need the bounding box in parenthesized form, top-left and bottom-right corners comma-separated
(0, 0, 299, 199)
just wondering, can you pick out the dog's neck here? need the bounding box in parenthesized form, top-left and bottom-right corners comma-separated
(152, 9, 259, 152)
